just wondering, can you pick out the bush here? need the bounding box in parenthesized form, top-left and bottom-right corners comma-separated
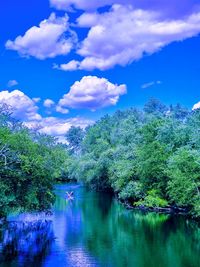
(136, 190, 168, 208)
(118, 181, 143, 201)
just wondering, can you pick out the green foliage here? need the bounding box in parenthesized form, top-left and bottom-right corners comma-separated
(68, 99, 200, 218)
(166, 147, 200, 214)
(65, 126, 84, 154)
(0, 106, 70, 218)
(109, 145, 136, 192)
(136, 190, 168, 208)
(144, 98, 167, 115)
(118, 181, 143, 201)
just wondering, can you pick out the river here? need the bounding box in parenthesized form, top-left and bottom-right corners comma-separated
(0, 183, 200, 267)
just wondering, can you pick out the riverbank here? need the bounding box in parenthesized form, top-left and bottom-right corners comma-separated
(83, 184, 198, 220)
(118, 198, 200, 221)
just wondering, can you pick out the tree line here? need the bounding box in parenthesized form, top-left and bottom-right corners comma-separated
(0, 104, 70, 218)
(1, 98, 200, 219)
(67, 99, 200, 218)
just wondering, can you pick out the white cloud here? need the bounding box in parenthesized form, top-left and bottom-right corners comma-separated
(6, 13, 76, 59)
(57, 5, 200, 71)
(50, 0, 200, 19)
(43, 98, 55, 108)
(0, 89, 93, 142)
(0, 90, 41, 121)
(25, 116, 93, 142)
(57, 76, 127, 111)
(7, 80, 18, 88)
(76, 12, 99, 27)
(50, 0, 115, 11)
(54, 60, 80, 71)
(6, 1, 200, 71)
(43, 99, 70, 114)
(56, 105, 69, 114)
(141, 80, 162, 89)
(192, 102, 200, 110)
(32, 97, 41, 103)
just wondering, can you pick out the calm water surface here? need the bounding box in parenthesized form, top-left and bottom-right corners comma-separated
(0, 183, 200, 267)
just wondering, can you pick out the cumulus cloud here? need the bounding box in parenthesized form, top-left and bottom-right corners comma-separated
(7, 80, 18, 88)
(43, 98, 55, 108)
(56, 105, 69, 114)
(25, 116, 93, 143)
(6, 13, 76, 59)
(54, 60, 80, 71)
(7, 1, 200, 71)
(0, 89, 93, 142)
(32, 97, 41, 103)
(77, 6, 200, 70)
(0, 90, 41, 121)
(50, 0, 200, 18)
(141, 80, 162, 89)
(43, 98, 70, 114)
(56, 4, 200, 71)
(57, 76, 127, 111)
(50, 0, 114, 11)
(192, 102, 200, 110)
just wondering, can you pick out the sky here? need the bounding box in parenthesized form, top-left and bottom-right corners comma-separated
(0, 0, 200, 141)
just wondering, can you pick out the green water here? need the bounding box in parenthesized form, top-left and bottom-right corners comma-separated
(0, 183, 200, 267)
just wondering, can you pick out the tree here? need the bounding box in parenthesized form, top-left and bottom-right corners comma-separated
(169, 103, 189, 120)
(167, 147, 200, 216)
(67, 99, 200, 218)
(66, 126, 84, 154)
(0, 106, 70, 218)
(144, 98, 167, 115)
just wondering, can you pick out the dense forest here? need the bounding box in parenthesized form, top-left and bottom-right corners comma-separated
(1, 99, 200, 219)
(0, 104, 70, 218)
(68, 99, 200, 218)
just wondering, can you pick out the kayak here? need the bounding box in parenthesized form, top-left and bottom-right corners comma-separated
(65, 191, 74, 200)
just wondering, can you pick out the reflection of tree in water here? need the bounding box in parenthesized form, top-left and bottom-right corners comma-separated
(0, 220, 54, 266)
(78, 193, 200, 267)
(96, 192, 113, 218)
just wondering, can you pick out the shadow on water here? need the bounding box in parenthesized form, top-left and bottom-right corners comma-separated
(0, 217, 54, 267)
(0, 183, 200, 267)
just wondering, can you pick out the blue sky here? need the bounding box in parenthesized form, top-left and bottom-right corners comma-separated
(0, 0, 200, 141)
